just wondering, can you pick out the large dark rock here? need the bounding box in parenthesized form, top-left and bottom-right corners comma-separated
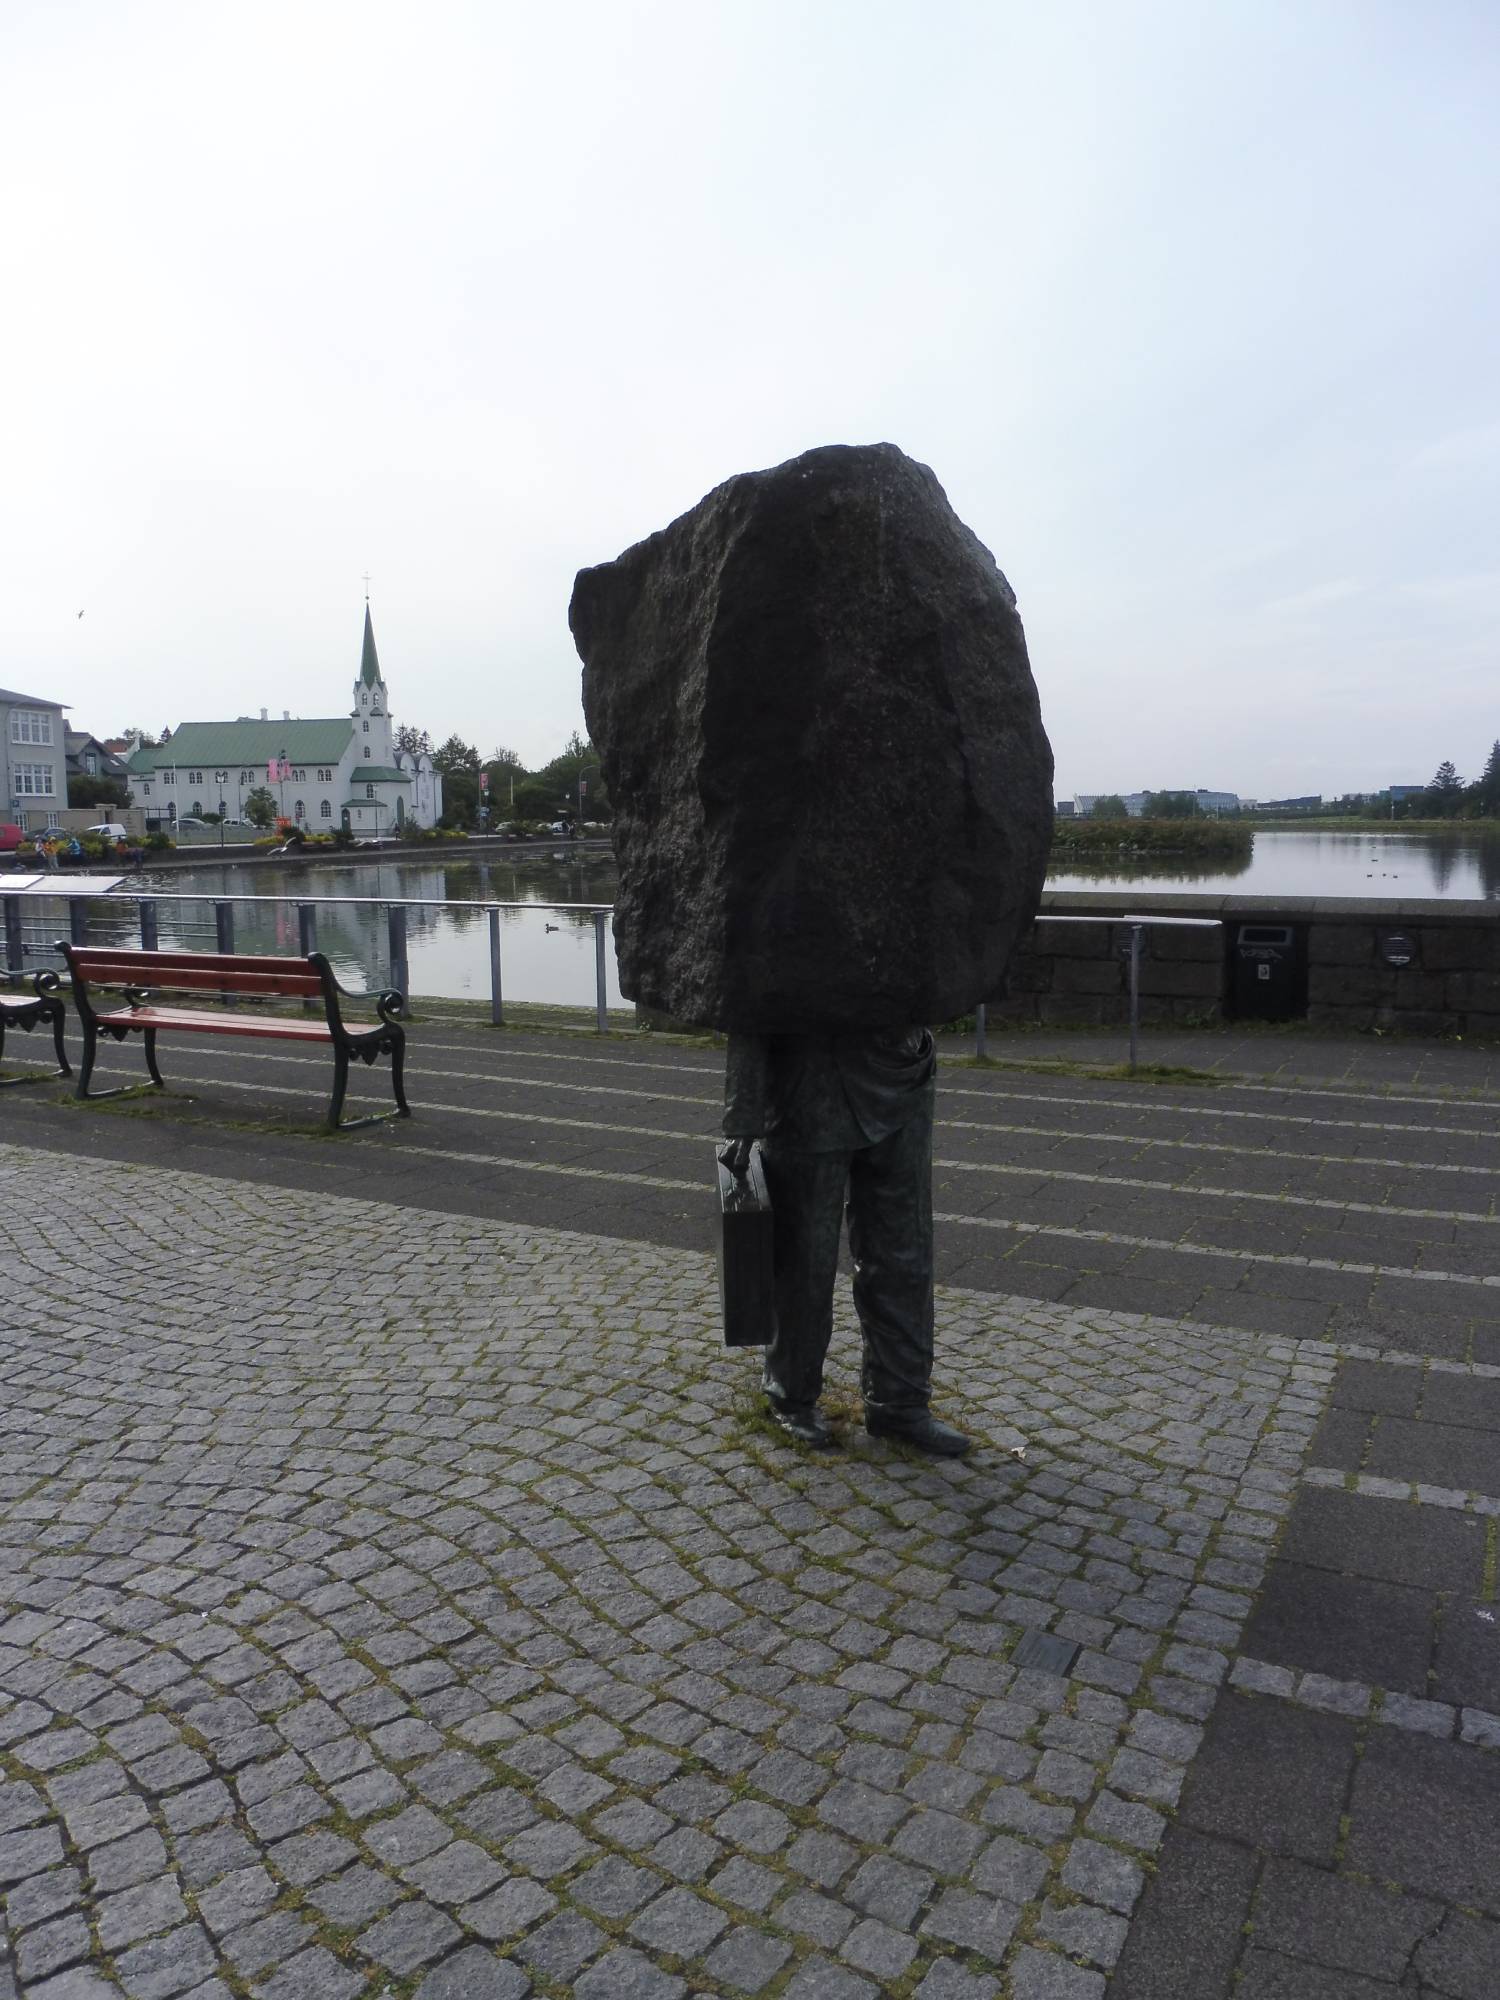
(570, 442, 1053, 1033)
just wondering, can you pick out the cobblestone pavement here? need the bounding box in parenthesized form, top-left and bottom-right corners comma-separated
(0, 1139, 1326, 2000)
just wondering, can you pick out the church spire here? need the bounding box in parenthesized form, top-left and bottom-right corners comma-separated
(360, 601, 383, 688)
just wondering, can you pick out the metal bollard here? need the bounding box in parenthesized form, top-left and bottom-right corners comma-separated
(215, 902, 235, 955)
(488, 908, 504, 1026)
(593, 910, 608, 1034)
(3, 896, 21, 972)
(974, 1002, 987, 1061)
(387, 906, 409, 1009)
(1128, 924, 1142, 1072)
(139, 900, 159, 951)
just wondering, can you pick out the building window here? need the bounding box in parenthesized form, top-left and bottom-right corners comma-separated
(295, 799, 305, 821)
(366, 784, 375, 799)
(162, 770, 174, 786)
(293, 767, 305, 782)
(10, 710, 54, 746)
(189, 768, 203, 784)
(141, 782, 152, 796)
(191, 800, 202, 816)
(320, 799, 331, 819)
(241, 769, 252, 783)
(12, 763, 55, 796)
(363, 746, 371, 759)
(363, 719, 369, 733)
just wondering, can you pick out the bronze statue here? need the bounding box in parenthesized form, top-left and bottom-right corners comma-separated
(719, 1028, 969, 1454)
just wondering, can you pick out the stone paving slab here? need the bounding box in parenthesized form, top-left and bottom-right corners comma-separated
(0, 1140, 1326, 1998)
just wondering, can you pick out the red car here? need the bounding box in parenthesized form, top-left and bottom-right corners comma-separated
(0, 823, 25, 853)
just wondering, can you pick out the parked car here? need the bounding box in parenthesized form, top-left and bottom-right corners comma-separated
(176, 815, 214, 831)
(85, 823, 128, 841)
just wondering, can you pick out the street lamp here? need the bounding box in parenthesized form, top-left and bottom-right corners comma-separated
(577, 763, 599, 837)
(214, 771, 229, 848)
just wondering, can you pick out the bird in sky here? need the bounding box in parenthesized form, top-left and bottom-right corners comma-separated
(77, 609, 84, 619)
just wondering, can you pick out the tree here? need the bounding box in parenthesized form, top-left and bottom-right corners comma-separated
(1143, 791, 1202, 819)
(395, 723, 432, 757)
(488, 744, 523, 770)
(117, 725, 159, 748)
(432, 734, 481, 775)
(244, 786, 276, 828)
(68, 774, 130, 809)
(1090, 794, 1129, 819)
(1478, 741, 1500, 817)
(1423, 760, 1465, 818)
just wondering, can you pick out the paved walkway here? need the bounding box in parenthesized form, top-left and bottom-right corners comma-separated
(1, 1018, 1498, 1997)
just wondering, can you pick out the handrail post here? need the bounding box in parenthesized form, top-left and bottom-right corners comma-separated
(3, 896, 21, 972)
(139, 900, 158, 951)
(974, 1002, 987, 1061)
(488, 907, 504, 1026)
(387, 905, 409, 1006)
(215, 900, 235, 1005)
(593, 910, 608, 1034)
(1128, 923, 1142, 1072)
(70, 898, 87, 947)
(298, 905, 317, 1010)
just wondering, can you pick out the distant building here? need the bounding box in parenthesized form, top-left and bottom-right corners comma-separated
(125, 603, 442, 835)
(1074, 788, 1240, 819)
(3, 685, 70, 832)
(65, 731, 131, 788)
(1055, 799, 1077, 818)
(1256, 795, 1323, 814)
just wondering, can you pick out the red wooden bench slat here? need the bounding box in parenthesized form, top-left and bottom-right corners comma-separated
(70, 953, 322, 997)
(95, 1006, 332, 1042)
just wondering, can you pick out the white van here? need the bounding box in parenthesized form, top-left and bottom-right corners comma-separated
(86, 823, 129, 841)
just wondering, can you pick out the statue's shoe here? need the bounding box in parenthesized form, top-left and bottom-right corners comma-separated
(866, 1411, 972, 1458)
(767, 1400, 836, 1448)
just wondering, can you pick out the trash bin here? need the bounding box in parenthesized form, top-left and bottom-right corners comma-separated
(1232, 923, 1306, 1021)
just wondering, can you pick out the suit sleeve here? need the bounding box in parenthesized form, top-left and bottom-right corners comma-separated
(722, 1033, 771, 1138)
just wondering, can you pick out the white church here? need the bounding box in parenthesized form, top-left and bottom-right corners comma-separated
(125, 604, 442, 836)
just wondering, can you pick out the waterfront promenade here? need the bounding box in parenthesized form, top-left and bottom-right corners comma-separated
(2, 1018, 1498, 1998)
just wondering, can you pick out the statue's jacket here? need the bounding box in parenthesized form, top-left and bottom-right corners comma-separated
(722, 1028, 936, 1154)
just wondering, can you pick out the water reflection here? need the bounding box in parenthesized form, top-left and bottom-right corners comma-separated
(122, 852, 626, 1008)
(1050, 829, 1500, 902)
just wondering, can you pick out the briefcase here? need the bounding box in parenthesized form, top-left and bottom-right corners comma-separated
(716, 1142, 776, 1348)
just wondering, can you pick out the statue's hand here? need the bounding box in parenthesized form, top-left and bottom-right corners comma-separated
(718, 1136, 755, 1179)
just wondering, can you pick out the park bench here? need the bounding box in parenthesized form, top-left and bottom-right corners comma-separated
(0, 969, 70, 1086)
(57, 943, 409, 1132)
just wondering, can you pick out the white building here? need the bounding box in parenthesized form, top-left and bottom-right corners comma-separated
(125, 604, 442, 836)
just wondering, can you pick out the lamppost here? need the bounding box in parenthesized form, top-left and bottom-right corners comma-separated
(577, 763, 598, 839)
(214, 771, 229, 848)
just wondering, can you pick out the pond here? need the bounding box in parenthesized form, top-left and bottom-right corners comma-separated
(24, 828, 1500, 1008)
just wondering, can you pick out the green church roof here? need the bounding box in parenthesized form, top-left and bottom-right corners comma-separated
(360, 603, 383, 687)
(351, 766, 406, 782)
(127, 719, 355, 772)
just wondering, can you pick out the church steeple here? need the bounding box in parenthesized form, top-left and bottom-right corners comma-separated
(359, 601, 382, 688)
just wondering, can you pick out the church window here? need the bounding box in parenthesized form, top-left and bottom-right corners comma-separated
(364, 746, 371, 759)
(293, 767, 305, 782)
(141, 782, 151, 796)
(295, 799, 305, 821)
(320, 800, 331, 819)
(162, 770, 174, 785)
(241, 770, 252, 784)
(363, 720, 369, 733)
(366, 784, 375, 799)
(189, 768, 203, 784)
(190, 801, 202, 816)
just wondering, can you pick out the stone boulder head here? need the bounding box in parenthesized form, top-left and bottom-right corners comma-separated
(570, 441, 1053, 1033)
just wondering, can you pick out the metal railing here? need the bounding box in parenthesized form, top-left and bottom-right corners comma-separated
(973, 914, 1225, 1070)
(5, 885, 1222, 1055)
(2, 885, 617, 1033)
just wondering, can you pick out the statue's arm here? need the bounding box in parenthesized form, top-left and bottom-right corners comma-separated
(719, 1033, 771, 1176)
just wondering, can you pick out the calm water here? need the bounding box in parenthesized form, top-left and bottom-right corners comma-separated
(38, 851, 627, 1010)
(1049, 828, 1500, 901)
(27, 829, 1500, 1006)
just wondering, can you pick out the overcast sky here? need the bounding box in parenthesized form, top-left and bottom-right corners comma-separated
(4, 1, 1496, 799)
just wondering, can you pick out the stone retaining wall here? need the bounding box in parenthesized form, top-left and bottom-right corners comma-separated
(991, 892, 1500, 1038)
